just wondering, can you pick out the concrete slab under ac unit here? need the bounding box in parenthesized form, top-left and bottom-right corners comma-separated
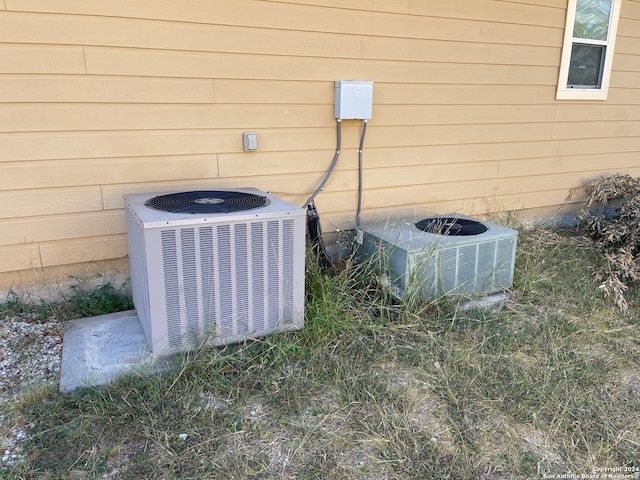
(59, 310, 174, 393)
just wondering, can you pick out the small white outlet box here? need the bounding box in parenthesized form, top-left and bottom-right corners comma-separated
(334, 80, 373, 120)
(243, 132, 257, 151)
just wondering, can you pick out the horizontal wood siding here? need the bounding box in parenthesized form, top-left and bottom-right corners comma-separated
(1, 0, 639, 276)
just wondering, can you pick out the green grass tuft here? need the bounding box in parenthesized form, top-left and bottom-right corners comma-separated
(1, 274, 133, 322)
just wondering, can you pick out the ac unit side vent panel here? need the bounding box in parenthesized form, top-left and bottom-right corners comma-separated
(125, 188, 305, 356)
(358, 215, 518, 301)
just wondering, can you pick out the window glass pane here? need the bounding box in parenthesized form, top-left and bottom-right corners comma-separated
(567, 44, 604, 87)
(573, 0, 612, 41)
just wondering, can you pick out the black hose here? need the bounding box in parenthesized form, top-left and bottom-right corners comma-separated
(306, 201, 331, 267)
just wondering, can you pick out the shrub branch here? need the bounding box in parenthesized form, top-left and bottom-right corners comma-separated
(575, 173, 640, 313)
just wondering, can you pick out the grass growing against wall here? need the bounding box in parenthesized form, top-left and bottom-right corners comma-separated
(4, 229, 640, 479)
(2, 273, 133, 322)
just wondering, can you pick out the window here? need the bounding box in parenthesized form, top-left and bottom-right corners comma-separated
(556, 0, 622, 100)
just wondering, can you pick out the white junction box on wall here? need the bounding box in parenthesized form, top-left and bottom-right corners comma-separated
(334, 80, 373, 120)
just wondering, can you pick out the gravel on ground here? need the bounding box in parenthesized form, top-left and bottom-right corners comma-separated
(0, 312, 63, 468)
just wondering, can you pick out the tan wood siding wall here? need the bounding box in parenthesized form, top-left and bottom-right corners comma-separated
(1, 0, 639, 276)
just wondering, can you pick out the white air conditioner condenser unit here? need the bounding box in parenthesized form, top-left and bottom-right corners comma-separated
(124, 188, 306, 356)
(357, 215, 518, 301)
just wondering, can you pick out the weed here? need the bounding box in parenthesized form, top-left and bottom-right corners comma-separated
(1, 290, 29, 316)
(1, 274, 133, 323)
(55, 274, 133, 319)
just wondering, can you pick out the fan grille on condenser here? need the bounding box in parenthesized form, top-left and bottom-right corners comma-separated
(415, 217, 488, 236)
(145, 190, 270, 214)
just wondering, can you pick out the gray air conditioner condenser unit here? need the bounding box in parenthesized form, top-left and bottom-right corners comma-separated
(357, 215, 518, 302)
(124, 188, 306, 356)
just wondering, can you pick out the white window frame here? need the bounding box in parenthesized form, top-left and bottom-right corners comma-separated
(556, 0, 622, 100)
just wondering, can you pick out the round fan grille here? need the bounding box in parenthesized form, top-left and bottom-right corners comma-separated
(145, 190, 270, 214)
(415, 217, 488, 236)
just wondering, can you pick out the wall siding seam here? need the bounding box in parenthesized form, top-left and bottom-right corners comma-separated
(81, 45, 88, 74)
(213, 153, 220, 178)
(100, 185, 105, 212)
(258, 1, 411, 15)
(408, 1, 563, 27)
(81, 45, 368, 69)
(0, 75, 219, 104)
(80, 46, 562, 81)
(37, 242, 44, 269)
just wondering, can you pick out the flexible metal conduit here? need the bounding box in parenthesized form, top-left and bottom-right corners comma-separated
(303, 119, 342, 209)
(356, 119, 368, 227)
(305, 118, 368, 263)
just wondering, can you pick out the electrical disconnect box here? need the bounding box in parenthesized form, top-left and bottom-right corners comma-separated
(334, 80, 373, 120)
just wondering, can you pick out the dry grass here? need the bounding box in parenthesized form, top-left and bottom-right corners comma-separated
(3, 228, 640, 479)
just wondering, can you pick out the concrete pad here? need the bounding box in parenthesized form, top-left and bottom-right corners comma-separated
(60, 310, 174, 392)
